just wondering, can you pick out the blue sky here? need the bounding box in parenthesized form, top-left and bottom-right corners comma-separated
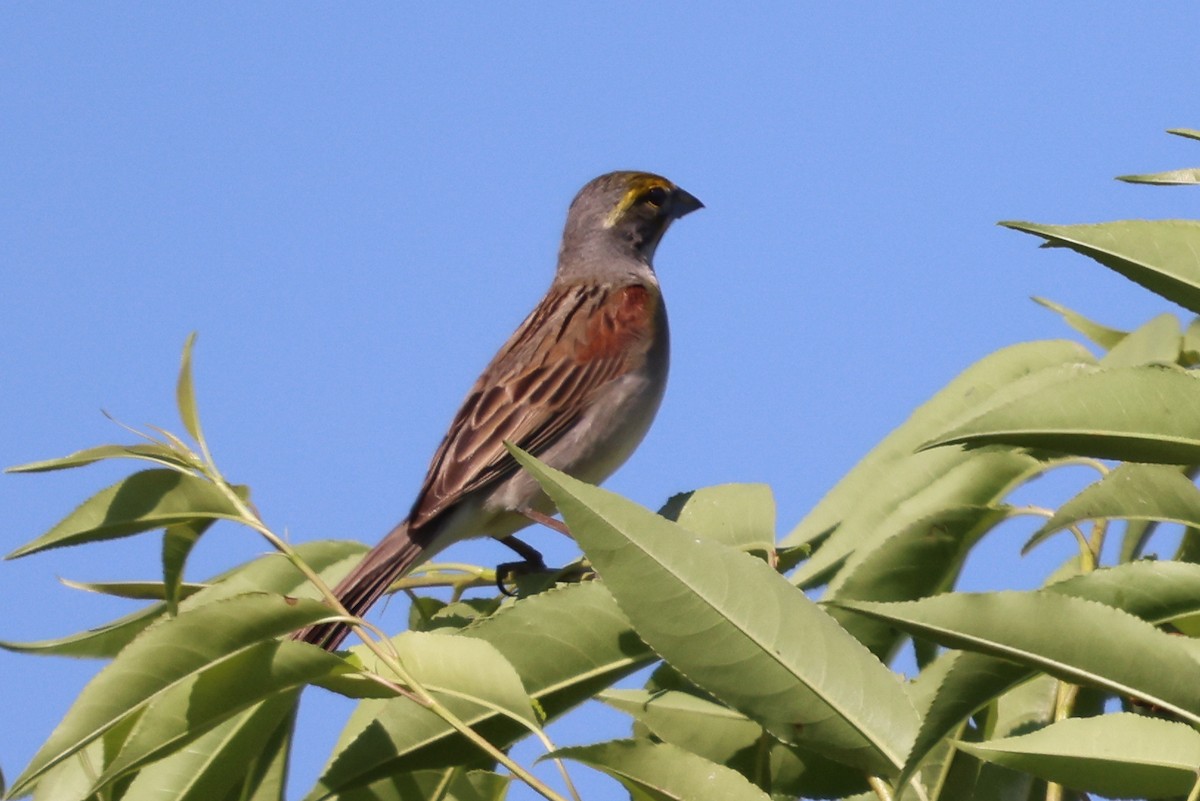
(3, 5, 1199, 800)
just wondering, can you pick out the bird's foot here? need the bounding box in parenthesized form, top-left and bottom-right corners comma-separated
(495, 534, 548, 596)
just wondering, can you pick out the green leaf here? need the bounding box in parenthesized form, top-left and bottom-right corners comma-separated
(1177, 526, 1200, 567)
(796, 449, 1040, 593)
(835, 591, 1200, 726)
(1119, 518, 1158, 563)
(906, 671, 1063, 801)
(1184, 318, 1200, 366)
(457, 582, 652, 721)
(1028, 464, 1200, 550)
(229, 700, 294, 801)
(894, 650, 959, 791)
(8, 594, 335, 797)
(183, 539, 367, 605)
(989, 672, 1061, 740)
(601, 689, 867, 799)
(7, 443, 198, 473)
(1168, 128, 1200, 142)
(323, 631, 537, 725)
(0, 540, 366, 659)
(1117, 167, 1200, 186)
(932, 754, 1040, 801)
(165, 477, 253, 613)
(785, 340, 1086, 585)
(1047, 559, 1200, 627)
(824, 506, 1010, 659)
(29, 715, 139, 801)
(898, 651, 1034, 788)
(96, 642, 340, 789)
(550, 739, 772, 801)
(601, 689, 761, 762)
(1031, 297, 1128, 350)
(0, 605, 164, 659)
(511, 448, 919, 776)
(57, 577, 207, 600)
(957, 713, 1200, 798)
(408, 597, 503, 632)
(924, 364, 1200, 464)
(322, 769, 510, 801)
(1002, 219, 1200, 314)
(310, 582, 654, 799)
(6, 469, 250, 559)
(163, 519, 208, 613)
(1099, 313, 1182, 367)
(115, 691, 299, 801)
(177, 331, 205, 446)
(658, 483, 776, 553)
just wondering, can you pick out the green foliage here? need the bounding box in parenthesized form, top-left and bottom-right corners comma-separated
(7, 129, 1200, 801)
(547, 740, 772, 801)
(511, 448, 919, 778)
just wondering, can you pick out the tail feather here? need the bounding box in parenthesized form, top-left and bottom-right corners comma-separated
(293, 522, 427, 651)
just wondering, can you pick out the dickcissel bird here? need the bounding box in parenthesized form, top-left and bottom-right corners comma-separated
(297, 171, 702, 650)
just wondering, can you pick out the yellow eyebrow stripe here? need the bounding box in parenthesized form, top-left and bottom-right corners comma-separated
(604, 175, 673, 228)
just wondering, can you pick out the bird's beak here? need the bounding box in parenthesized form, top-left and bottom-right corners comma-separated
(671, 187, 704, 218)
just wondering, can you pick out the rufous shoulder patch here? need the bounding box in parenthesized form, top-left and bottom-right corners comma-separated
(575, 284, 656, 362)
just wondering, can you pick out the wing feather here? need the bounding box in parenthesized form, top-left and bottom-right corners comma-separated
(407, 281, 657, 530)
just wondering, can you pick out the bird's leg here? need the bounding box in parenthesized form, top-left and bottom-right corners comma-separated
(517, 507, 571, 537)
(495, 534, 547, 596)
(494, 511, 572, 595)
(499, 534, 547, 569)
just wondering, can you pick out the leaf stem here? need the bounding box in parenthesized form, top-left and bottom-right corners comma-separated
(868, 775, 894, 801)
(393, 568, 497, 593)
(1086, 518, 1107, 571)
(1050, 456, 1111, 477)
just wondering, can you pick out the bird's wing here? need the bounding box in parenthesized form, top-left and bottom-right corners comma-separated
(406, 280, 660, 530)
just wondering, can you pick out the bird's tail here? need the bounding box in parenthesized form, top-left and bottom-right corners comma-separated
(292, 521, 427, 651)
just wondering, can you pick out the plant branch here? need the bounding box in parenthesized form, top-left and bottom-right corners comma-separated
(197, 461, 569, 801)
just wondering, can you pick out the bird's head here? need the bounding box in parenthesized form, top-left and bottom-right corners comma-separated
(557, 171, 703, 279)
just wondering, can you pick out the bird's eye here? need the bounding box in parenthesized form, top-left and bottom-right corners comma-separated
(641, 186, 668, 207)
